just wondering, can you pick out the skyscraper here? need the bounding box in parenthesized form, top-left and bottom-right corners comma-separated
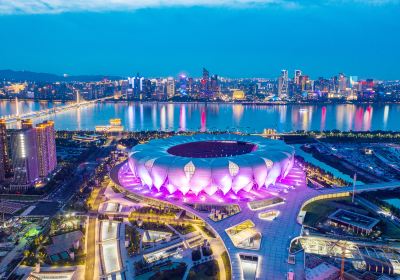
(35, 121, 57, 178)
(188, 77, 194, 94)
(9, 119, 57, 191)
(349, 76, 358, 88)
(141, 79, 153, 100)
(167, 77, 175, 99)
(10, 127, 39, 191)
(155, 78, 166, 100)
(278, 70, 289, 98)
(299, 75, 310, 91)
(201, 68, 210, 95)
(294, 70, 302, 85)
(338, 73, 347, 92)
(178, 74, 187, 95)
(210, 74, 219, 96)
(0, 119, 10, 182)
(128, 73, 144, 99)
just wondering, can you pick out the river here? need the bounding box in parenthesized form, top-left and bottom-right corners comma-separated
(1, 100, 400, 132)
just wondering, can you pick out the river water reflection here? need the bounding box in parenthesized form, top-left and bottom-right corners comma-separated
(1, 100, 400, 132)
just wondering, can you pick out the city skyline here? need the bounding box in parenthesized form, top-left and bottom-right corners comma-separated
(0, 67, 396, 81)
(0, 1, 399, 79)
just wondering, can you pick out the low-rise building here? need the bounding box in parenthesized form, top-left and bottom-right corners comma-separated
(328, 209, 380, 235)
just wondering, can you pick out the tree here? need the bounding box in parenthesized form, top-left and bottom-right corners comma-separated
(50, 219, 58, 233)
(23, 250, 31, 258)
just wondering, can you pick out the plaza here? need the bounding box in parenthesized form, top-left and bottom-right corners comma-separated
(110, 139, 400, 279)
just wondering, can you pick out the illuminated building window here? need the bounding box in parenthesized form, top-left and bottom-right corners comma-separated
(19, 134, 26, 158)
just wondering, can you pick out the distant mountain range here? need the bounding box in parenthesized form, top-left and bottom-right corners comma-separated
(0, 69, 124, 82)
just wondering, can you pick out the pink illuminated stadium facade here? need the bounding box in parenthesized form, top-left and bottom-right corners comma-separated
(128, 134, 295, 197)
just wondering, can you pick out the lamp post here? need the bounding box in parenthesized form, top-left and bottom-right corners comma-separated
(352, 173, 357, 203)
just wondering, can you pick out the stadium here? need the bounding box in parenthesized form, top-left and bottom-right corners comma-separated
(125, 134, 295, 198)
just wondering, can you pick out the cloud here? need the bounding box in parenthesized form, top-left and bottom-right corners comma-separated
(0, 0, 397, 15)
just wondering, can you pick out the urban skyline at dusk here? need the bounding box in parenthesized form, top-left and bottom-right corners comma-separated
(2, 1, 400, 280)
(1, 1, 399, 79)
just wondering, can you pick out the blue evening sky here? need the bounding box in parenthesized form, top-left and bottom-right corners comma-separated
(0, 1, 399, 79)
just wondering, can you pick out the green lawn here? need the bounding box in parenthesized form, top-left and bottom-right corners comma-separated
(381, 220, 400, 239)
(199, 225, 217, 238)
(302, 197, 400, 239)
(171, 224, 196, 235)
(302, 198, 351, 227)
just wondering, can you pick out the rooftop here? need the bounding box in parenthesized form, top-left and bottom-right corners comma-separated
(305, 262, 339, 280)
(328, 209, 380, 230)
(46, 230, 83, 256)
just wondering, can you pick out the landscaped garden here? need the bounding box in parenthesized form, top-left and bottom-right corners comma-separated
(149, 262, 187, 280)
(188, 260, 219, 280)
(126, 224, 141, 255)
(170, 223, 196, 235)
(131, 221, 174, 234)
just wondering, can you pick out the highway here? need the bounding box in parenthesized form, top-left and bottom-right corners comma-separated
(85, 186, 105, 280)
(356, 196, 400, 228)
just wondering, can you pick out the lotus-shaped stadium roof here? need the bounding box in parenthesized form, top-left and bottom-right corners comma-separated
(128, 134, 294, 196)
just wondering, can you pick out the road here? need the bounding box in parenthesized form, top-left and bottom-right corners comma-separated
(193, 224, 227, 280)
(84, 186, 105, 280)
(0, 239, 27, 277)
(356, 196, 400, 228)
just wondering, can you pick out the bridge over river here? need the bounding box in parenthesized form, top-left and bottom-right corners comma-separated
(0, 96, 114, 124)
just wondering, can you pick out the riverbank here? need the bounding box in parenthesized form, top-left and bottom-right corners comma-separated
(2, 97, 400, 106)
(3, 100, 400, 132)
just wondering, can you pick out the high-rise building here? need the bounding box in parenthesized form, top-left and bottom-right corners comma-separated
(211, 74, 219, 96)
(188, 78, 194, 94)
(294, 70, 302, 85)
(179, 74, 187, 95)
(0, 119, 10, 181)
(121, 80, 129, 98)
(201, 68, 210, 95)
(9, 119, 57, 191)
(167, 77, 175, 99)
(155, 79, 166, 100)
(299, 75, 310, 91)
(35, 121, 57, 178)
(128, 73, 144, 99)
(338, 73, 347, 92)
(142, 79, 153, 100)
(349, 76, 358, 88)
(278, 70, 289, 97)
(10, 127, 39, 191)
